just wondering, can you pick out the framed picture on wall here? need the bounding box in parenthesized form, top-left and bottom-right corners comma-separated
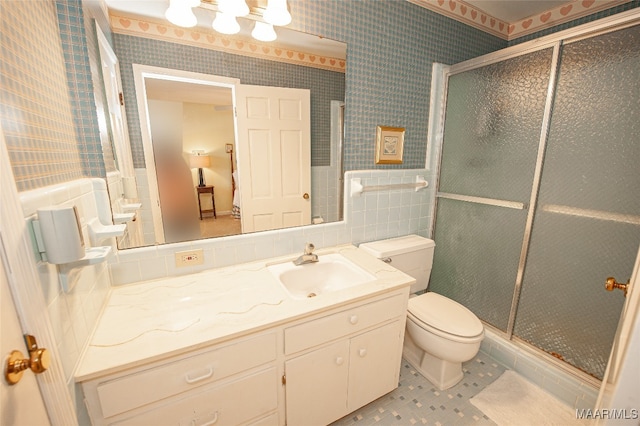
(375, 126, 405, 164)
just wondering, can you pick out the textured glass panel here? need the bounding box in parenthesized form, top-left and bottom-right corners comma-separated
(514, 214, 639, 380)
(514, 25, 640, 380)
(537, 27, 640, 215)
(439, 48, 552, 203)
(430, 198, 527, 331)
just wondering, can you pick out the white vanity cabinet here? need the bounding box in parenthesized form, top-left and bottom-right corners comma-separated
(81, 332, 280, 426)
(284, 292, 407, 426)
(77, 253, 412, 426)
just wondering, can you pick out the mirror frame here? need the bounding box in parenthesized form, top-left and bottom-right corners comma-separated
(133, 64, 241, 244)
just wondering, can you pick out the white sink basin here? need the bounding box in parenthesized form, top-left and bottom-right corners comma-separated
(267, 253, 376, 299)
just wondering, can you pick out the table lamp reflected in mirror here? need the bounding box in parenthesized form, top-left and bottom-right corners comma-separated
(189, 152, 211, 187)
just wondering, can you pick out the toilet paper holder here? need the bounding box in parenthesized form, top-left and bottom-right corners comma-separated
(32, 206, 112, 292)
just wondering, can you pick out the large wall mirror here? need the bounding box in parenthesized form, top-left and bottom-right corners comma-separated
(99, 5, 347, 249)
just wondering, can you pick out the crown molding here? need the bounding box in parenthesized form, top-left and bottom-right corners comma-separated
(408, 0, 632, 40)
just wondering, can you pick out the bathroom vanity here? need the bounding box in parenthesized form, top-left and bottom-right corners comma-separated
(76, 245, 413, 425)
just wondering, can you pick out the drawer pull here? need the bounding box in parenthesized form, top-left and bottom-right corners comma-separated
(335, 356, 344, 366)
(349, 315, 358, 325)
(185, 367, 214, 384)
(191, 411, 219, 426)
(359, 348, 367, 357)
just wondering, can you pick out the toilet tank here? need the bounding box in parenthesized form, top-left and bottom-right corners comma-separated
(359, 235, 435, 294)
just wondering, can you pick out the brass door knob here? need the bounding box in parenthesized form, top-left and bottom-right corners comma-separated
(303, 193, 310, 200)
(4, 335, 50, 385)
(605, 277, 629, 297)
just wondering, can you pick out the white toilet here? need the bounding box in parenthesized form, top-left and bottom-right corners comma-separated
(359, 235, 484, 390)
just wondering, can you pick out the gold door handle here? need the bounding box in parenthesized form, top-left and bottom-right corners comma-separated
(605, 277, 629, 297)
(4, 335, 50, 385)
(303, 193, 310, 200)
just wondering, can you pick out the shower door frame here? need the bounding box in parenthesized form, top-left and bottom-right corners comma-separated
(429, 9, 640, 379)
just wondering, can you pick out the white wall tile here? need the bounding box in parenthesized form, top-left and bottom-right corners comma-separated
(20, 179, 114, 382)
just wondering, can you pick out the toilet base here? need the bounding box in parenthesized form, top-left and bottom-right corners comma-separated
(403, 333, 464, 390)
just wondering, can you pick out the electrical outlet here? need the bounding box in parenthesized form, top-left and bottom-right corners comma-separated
(175, 249, 204, 267)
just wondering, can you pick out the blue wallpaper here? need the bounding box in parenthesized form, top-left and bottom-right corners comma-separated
(55, 0, 106, 177)
(0, 0, 85, 191)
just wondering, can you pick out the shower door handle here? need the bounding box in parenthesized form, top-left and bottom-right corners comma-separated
(605, 277, 629, 297)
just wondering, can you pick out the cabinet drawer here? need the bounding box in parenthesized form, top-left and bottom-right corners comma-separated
(247, 412, 279, 426)
(112, 367, 278, 426)
(97, 332, 277, 419)
(284, 293, 406, 354)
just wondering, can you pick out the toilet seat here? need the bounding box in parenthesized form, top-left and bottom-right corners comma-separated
(408, 292, 483, 340)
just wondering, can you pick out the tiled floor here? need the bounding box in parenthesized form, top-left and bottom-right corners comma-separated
(331, 352, 506, 425)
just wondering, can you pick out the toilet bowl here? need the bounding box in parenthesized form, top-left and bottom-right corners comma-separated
(359, 235, 484, 390)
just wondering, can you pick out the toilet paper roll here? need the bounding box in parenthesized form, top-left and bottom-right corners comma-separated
(37, 206, 85, 264)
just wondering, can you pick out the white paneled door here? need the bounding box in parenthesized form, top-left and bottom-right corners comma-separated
(235, 85, 311, 233)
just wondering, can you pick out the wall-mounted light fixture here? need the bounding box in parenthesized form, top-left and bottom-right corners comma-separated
(165, 0, 291, 42)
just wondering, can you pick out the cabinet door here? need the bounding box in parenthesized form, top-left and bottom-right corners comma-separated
(285, 340, 349, 426)
(348, 321, 403, 411)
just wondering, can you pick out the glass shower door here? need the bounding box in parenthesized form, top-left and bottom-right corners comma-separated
(513, 24, 640, 380)
(430, 48, 555, 331)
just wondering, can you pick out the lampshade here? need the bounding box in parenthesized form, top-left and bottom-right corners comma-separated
(165, 0, 197, 27)
(252, 22, 277, 42)
(212, 11, 240, 34)
(263, 0, 291, 26)
(189, 154, 211, 168)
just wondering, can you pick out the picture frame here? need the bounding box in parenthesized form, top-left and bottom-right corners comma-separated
(375, 126, 405, 164)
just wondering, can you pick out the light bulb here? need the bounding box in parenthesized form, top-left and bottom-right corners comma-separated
(212, 11, 240, 34)
(218, 0, 249, 17)
(165, 1, 198, 28)
(263, 0, 291, 26)
(252, 21, 277, 42)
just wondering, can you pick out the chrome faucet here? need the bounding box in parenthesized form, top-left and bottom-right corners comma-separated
(293, 243, 319, 266)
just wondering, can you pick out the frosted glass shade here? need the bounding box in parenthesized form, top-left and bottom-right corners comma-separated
(212, 12, 240, 34)
(263, 0, 291, 26)
(252, 22, 277, 42)
(165, 0, 197, 28)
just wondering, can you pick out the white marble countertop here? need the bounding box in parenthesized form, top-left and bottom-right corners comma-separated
(75, 245, 414, 382)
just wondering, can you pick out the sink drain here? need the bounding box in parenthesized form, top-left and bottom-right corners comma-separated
(307, 292, 317, 298)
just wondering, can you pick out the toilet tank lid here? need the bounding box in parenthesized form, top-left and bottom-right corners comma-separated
(359, 235, 435, 258)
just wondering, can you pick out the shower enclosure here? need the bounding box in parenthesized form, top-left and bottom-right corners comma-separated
(430, 16, 639, 381)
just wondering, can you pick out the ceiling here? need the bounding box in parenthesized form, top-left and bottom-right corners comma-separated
(145, 77, 232, 106)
